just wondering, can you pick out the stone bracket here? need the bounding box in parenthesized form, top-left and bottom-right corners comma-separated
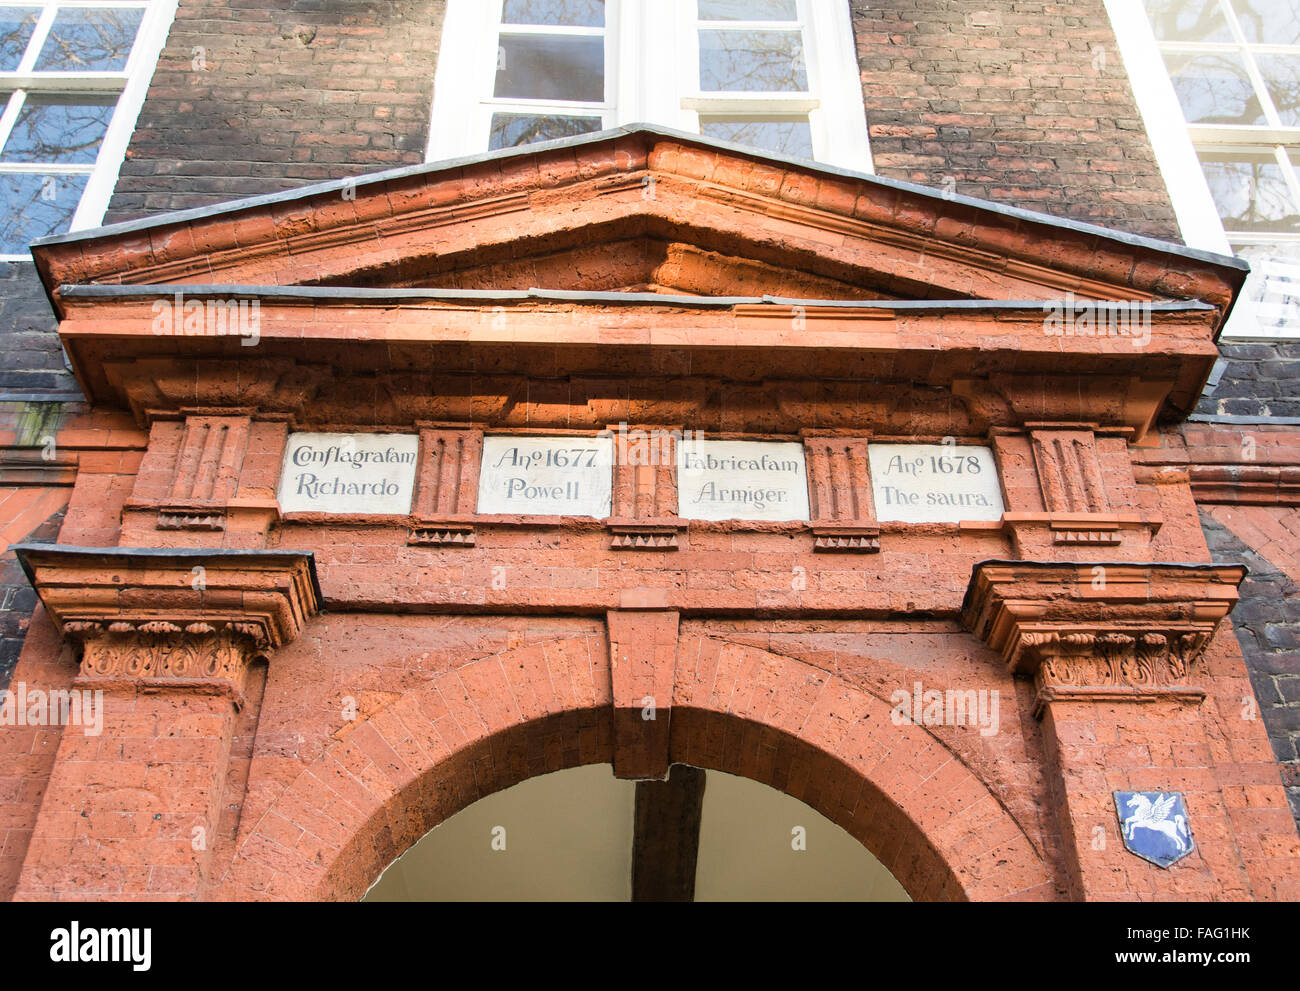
(157, 505, 227, 532)
(10, 544, 322, 700)
(1001, 512, 1161, 549)
(961, 559, 1245, 717)
(811, 523, 881, 553)
(408, 521, 476, 547)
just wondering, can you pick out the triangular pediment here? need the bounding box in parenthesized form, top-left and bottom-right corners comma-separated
(32, 125, 1246, 319)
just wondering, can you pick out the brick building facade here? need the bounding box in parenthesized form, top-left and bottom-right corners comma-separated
(0, 0, 1297, 901)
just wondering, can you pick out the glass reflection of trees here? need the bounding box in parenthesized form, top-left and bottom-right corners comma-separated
(489, 112, 602, 150)
(34, 6, 142, 71)
(0, 6, 40, 70)
(3, 95, 116, 163)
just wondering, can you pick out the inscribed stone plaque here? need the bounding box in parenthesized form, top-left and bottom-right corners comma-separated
(868, 444, 1005, 523)
(278, 433, 419, 515)
(677, 439, 810, 522)
(477, 435, 613, 517)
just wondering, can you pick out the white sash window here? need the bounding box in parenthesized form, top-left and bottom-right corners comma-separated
(0, 0, 177, 258)
(1108, 0, 1300, 337)
(428, 0, 873, 172)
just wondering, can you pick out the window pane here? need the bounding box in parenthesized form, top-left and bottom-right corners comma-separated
(1231, 243, 1300, 334)
(502, 0, 604, 27)
(699, 0, 799, 21)
(699, 29, 807, 91)
(34, 6, 143, 71)
(1253, 55, 1300, 126)
(0, 172, 89, 253)
(489, 112, 602, 149)
(1, 94, 116, 163)
(1162, 51, 1267, 124)
(495, 34, 604, 102)
(701, 117, 812, 158)
(1142, 0, 1233, 42)
(0, 5, 40, 70)
(1232, 0, 1300, 46)
(1198, 150, 1299, 231)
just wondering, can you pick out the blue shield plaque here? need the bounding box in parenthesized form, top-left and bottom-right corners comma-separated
(1114, 791, 1195, 868)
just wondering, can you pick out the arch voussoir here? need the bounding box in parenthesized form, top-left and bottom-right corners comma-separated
(221, 632, 1057, 901)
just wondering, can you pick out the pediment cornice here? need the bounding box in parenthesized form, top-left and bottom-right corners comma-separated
(31, 126, 1247, 329)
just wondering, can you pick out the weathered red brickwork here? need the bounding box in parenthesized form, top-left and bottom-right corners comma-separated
(851, 0, 1182, 239)
(2, 132, 1296, 902)
(106, 0, 448, 221)
(0, 494, 67, 689)
(0, 0, 1295, 900)
(1136, 424, 1300, 832)
(1200, 507, 1300, 825)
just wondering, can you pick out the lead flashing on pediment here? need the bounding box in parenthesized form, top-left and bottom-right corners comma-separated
(56, 282, 1220, 313)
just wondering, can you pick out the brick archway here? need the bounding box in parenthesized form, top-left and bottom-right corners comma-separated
(215, 638, 1057, 902)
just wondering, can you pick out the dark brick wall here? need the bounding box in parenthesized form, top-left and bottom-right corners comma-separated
(0, 502, 65, 692)
(852, 0, 1182, 240)
(1196, 341, 1300, 420)
(1200, 510, 1300, 826)
(0, 263, 75, 398)
(106, 0, 447, 222)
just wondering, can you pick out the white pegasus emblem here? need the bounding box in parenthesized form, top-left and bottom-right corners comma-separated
(1122, 793, 1190, 853)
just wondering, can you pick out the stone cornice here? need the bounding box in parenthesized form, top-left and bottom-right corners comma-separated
(30, 127, 1245, 325)
(57, 300, 1219, 432)
(10, 544, 322, 653)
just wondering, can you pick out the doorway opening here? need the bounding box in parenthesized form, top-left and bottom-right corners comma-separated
(363, 763, 909, 902)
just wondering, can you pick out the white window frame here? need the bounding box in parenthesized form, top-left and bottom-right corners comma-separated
(0, 0, 177, 260)
(427, 0, 873, 173)
(1105, 0, 1300, 338)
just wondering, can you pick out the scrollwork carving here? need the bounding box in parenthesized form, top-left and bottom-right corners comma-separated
(71, 621, 262, 688)
(1025, 627, 1206, 693)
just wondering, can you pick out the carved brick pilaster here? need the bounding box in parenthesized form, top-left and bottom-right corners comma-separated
(962, 560, 1245, 716)
(11, 545, 321, 706)
(159, 414, 251, 531)
(1030, 427, 1111, 515)
(608, 425, 683, 550)
(995, 424, 1162, 556)
(124, 411, 282, 541)
(803, 434, 878, 553)
(410, 427, 482, 546)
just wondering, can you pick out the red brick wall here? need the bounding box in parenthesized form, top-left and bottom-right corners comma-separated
(1200, 506, 1300, 825)
(0, 493, 67, 690)
(851, 0, 1182, 239)
(106, 0, 448, 221)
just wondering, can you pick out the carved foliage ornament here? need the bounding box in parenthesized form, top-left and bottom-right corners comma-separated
(63, 620, 274, 700)
(1026, 630, 1211, 689)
